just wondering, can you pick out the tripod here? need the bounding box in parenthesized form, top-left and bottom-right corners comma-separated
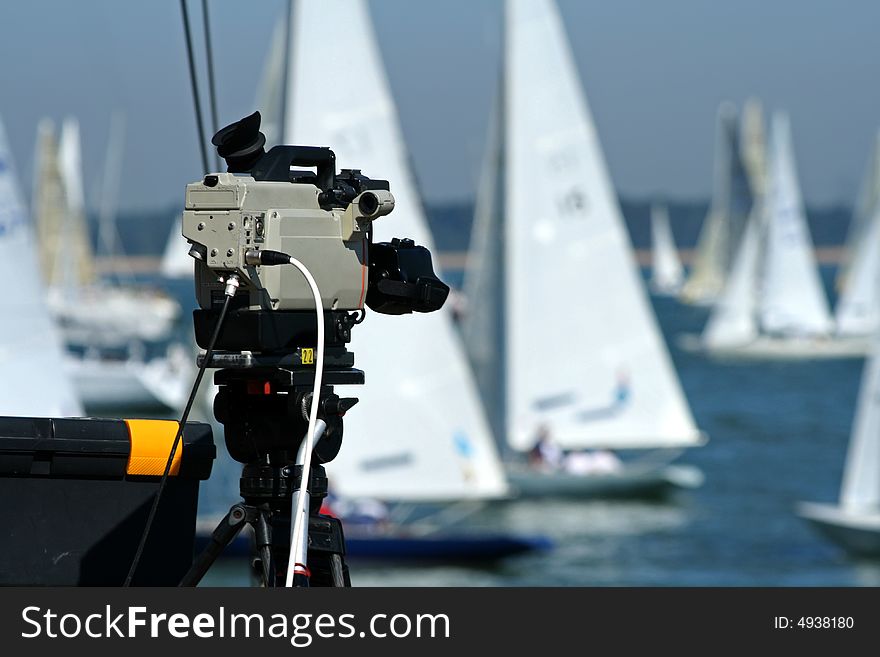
(179, 354, 362, 587)
(180, 461, 349, 587)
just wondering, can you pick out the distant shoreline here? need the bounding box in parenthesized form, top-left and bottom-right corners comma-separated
(94, 247, 849, 276)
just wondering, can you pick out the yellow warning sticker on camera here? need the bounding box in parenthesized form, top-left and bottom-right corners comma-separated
(301, 348, 314, 365)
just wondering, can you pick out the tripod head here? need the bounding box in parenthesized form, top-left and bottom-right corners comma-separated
(206, 327, 362, 469)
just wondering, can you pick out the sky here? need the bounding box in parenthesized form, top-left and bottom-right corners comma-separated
(1, 0, 879, 212)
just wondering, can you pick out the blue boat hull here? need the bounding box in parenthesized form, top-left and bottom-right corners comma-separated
(193, 526, 552, 563)
(344, 533, 552, 561)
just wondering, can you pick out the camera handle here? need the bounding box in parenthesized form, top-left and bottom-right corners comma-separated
(250, 145, 337, 190)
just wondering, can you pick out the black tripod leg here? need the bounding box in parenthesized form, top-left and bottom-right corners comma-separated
(330, 554, 347, 587)
(253, 510, 275, 587)
(304, 516, 351, 587)
(179, 505, 249, 587)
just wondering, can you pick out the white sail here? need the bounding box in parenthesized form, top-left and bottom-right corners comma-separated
(0, 116, 82, 417)
(159, 215, 192, 279)
(255, 16, 287, 148)
(739, 98, 767, 198)
(854, 131, 880, 245)
(680, 103, 752, 304)
(835, 204, 880, 336)
(33, 120, 68, 289)
(702, 199, 763, 349)
(504, 0, 700, 451)
(96, 112, 126, 264)
(649, 203, 684, 295)
(840, 333, 880, 510)
(55, 118, 95, 289)
(837, 130, 880, 294)
(681, 106, 732, 305)
(834, 133, 880, 337)
(759, 113, 832, 336)
(285, 0, 508, 500)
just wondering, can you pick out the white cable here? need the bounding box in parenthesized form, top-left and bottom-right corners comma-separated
(289, 419, 326, 584)
(284, 256, 325, 587)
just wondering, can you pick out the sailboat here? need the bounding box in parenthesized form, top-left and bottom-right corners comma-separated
(462, 0, 705, 499)
(37, 119, 180, 345)
(679, 103, 753, 306)
(695, 112, 866, 359)
(797, 333, 880, 555)
(32, 118, 190, 411)
(0, 115, 82, 417)
(833, 132, 880, 338)
(649, 203, 684, 296)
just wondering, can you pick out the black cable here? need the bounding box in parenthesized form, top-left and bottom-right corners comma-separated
(201, 0, 221, 170)
(180, 0, 210, 174)
(124, 292, 234, 587)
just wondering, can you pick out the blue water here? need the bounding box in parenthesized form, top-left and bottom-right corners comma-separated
(189, 264, 880, 587)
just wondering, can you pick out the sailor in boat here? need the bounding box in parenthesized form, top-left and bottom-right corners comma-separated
(561, 450, 622, 475)
(528, 424, 563, 471)
(320, 491, 391, 530)
(528, 424, 623, 475)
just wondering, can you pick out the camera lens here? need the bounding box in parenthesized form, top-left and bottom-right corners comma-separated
(358, 192, 379, 216)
